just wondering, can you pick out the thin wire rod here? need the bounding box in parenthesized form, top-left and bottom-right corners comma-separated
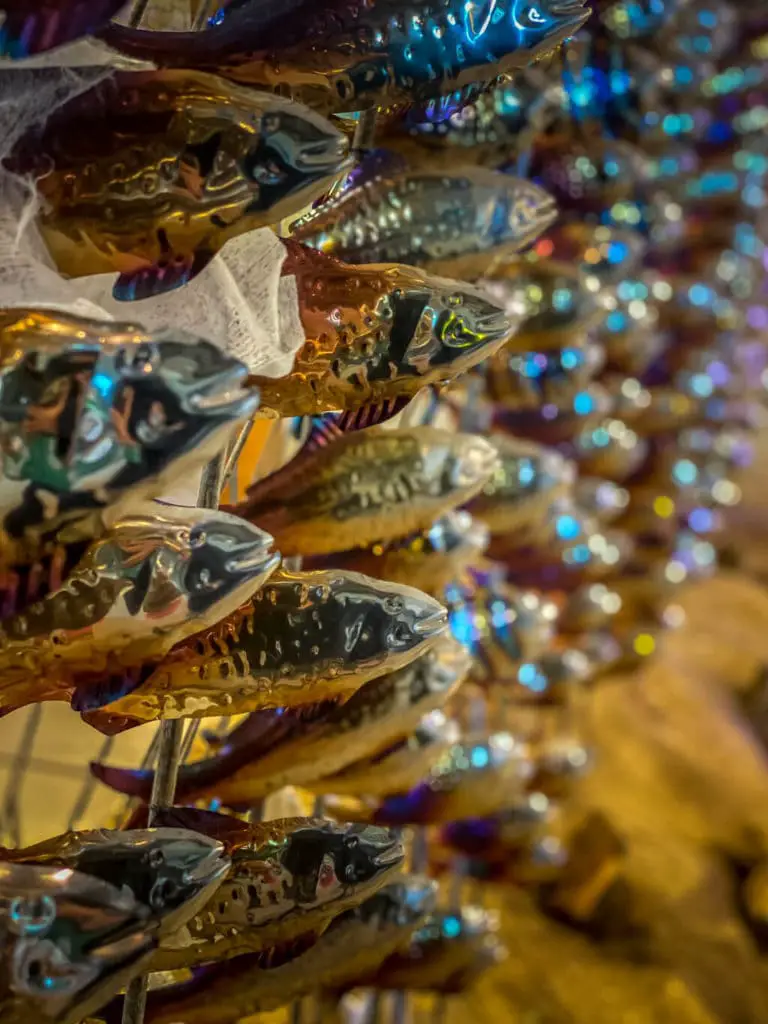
(1, 705, 42, 847)
(126, 0, 152, 27)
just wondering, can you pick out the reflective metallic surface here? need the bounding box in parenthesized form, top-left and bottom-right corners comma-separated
(11, 72, 350, 299)
(79, 567, 448, 733)
(292, 155, 557, 278)
(146, 811, 405, 970)
(0, 0, 126, 56)
(235, 426, 499, 556)
(253, 242, 514, 419)
(0, 506, 277, 716)
(5, 828, 229, 939)
(0, 862, 154, 1024)
(0, 310, 258, 566)
(135, 877, 436, 1023)
(101, 0, 592, 117)
(92, 636, 469, 804)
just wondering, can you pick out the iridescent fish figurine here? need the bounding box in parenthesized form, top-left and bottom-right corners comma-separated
(354, 907, 505, 994)
(91, 637, 469, 805)
(3, 828, 230, 939)
(327, 732, 535, 825)
(8, 71, 350, 299)
(0, 309, 258, 567)
(77, 567, 447, 734)
(231, 426, 499, 557)
(119, 877, 436, 1024)
(132, 809, 405, 972)
(100, 0, 592, 118)
(466, 434, 576, 539)
(291, 153, 557, 279)
(314, 711, 462, 798)
(0, 506, 278, 717)
(311, 510, 490, 597)
(0, 862, 154, 1024)
(0, 0, 126, 57)
(252, 242, 514, 420)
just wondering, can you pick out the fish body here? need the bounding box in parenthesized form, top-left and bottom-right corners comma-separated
(358, 907, 505, 993)
(311, 510, 490, 597)
(92, 636, 469, 804)
(9, 71, 350, 299)
(292, 154, 557, 278)
(78, 567, 447, 734)
(252, 242, 513, 419)
(0, 862, 154, 1024)
(312, 710, 461, 797)
(131, 876, 436, 1024)
(4, 828, 229, 939)
(0, 309, 258, 566)
(142, 811, 405, 971)
(233, 427, 500, 557)
(100, 0, 591, 118)
(0, 0, 126, 57)
(0, 505, 277, 715)
(329, 731, 535, 825)
(467, 435, 576, 539)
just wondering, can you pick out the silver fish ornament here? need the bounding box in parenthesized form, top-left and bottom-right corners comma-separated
(292, 152, 557, 279)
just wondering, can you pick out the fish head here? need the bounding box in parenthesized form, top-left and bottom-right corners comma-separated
(511, 0, 592, 38)
(473, 435, 575, 524)
(490, 174, 558, 251)
(69, 828, 230, 936)
(420, 430, 501, 508)
(398, 276, 512, 383)
(243, 98, 351, 216)
(411, 635, 473, 704)
(0, 863, 153, 1022)
(422, 510, 490, 560)
(278, 821, 405, 905)
(352, 876, 438, 932)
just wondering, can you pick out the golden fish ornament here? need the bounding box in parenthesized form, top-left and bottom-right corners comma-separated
(291, 151, 557, 279)
(100, 0, 592, 118)
(232, 426, 499, 557)
(8, 71, 350, 300)
(252, 242, 514, 420)
(0, 505, 278, 718)
(92, 636, 469, 806)
(0, 309, 258, 568)
(77, 567, 448, 734)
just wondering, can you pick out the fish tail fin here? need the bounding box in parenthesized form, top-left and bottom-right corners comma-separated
(113, 251, 213, 301)
(90, 761, 155, 800)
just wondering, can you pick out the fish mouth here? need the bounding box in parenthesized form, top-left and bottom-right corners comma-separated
(297, 139, 353, 175)
(413, 607, 449, 637)
(226, 547, 281, 577)
(372, 840, 407, 869)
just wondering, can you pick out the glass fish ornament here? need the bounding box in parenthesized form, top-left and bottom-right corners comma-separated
(232, 426, 499, 557)
(0, 506, 278, 718)
(0, 310, 258, 568)
(8, 71, 350, 300)
(0, 862, 155, 1024)
(100, 0, 592, 118)
(291, 151, 557, 279)
(252, 242, 514, 420)
(125, 878, 436, 1024)
(92, 636, 469, 805)
(0, 0, 127, 57)
(131, 810, 405, 972)
(76, 567, 448, 734)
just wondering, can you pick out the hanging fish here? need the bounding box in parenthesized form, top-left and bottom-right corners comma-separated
(3, 828, 229, 939)
(466, 434, 576, 539)
(91, 636, 469, 805)
(441, 792, 555, 858)
(0, 0, 127, 57)
(309, 510, 490, 597)
(100, 0, 592, 118)
(0, 309, 258, 567)
(291, 153, 557, 279)
(0, 862, 155, 1024)
(111, 877, 436, 1024)
(126, 809, 405, 971)
(354, 907, 505, 994)
(326, 731, 535, 825)
(314, 711, 462, 798)
(0, 506, 278, 717)
(7, 71, 350, 300)
(231, 426, 499, 557)
(251, 242, 513, 420)
(76, 567, 447, 734)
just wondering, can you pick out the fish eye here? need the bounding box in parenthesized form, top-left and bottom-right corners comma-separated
(344, 836, 360, 850)
(150, 877, 179, 909)
(148, 848, 165, 868)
